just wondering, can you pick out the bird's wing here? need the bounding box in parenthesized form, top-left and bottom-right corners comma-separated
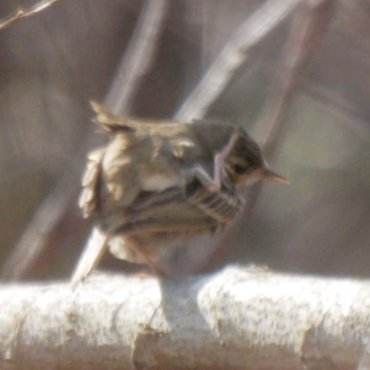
(129, 179, 242, 226)
(185, 179, 242, 224)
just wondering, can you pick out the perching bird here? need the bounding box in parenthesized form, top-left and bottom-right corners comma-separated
(71, 102, 287, 287)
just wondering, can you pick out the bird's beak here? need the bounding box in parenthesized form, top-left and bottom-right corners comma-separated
(262, 167, 289, 184)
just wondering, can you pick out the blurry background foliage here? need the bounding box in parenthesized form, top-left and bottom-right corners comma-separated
(1, 0, 370, 279)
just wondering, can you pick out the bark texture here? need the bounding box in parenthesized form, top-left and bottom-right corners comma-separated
(1, 266, 370, 369)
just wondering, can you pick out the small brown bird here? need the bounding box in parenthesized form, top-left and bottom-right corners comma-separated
(71, 102, 287, 287)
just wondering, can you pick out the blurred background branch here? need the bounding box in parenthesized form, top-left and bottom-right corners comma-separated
(2, 0, 169, 280)
(1, 0, 370, 280)
(175, 0, 301, 122)
(199, 0, 335, 272)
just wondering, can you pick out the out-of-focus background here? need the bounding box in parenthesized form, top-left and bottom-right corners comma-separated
(1, 0, 370, 280)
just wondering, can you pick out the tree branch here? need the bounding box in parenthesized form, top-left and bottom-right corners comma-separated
(105, 0, 169, 115)
(0, 0, 63, 31)
(1, 267, 370, 370)
(175, 0, 302, 122)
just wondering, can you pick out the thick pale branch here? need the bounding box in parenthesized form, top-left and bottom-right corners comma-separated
(1, 266, 370, 370)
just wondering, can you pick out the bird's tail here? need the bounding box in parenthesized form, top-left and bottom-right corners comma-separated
(90, 101, 136, 132)
(70, 227, 109, 290)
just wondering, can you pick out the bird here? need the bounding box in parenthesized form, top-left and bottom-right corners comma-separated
(71, 102, 288, 287)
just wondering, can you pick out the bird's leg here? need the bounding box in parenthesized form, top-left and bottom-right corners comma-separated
(124, 235, 166, 277)
(114, 219, 219, 276)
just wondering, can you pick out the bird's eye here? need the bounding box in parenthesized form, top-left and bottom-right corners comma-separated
(233, 164, 247, 174)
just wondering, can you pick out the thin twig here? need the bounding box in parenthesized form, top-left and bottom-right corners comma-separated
(0, 0, 63, 31)
(2, 0, 169, 280)
(203, 0, 336, 272)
